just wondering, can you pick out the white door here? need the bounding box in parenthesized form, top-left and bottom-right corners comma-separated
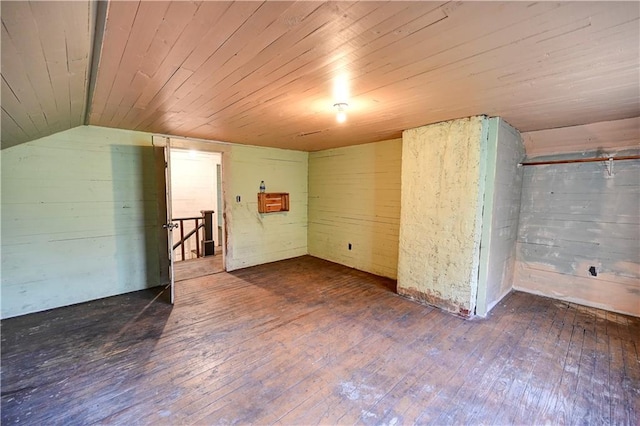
(153, 136, 176, 304)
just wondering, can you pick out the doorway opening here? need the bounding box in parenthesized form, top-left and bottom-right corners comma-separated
(170, 148, 225, 281)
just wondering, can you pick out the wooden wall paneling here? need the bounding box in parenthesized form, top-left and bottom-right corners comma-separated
(223, 144, 308, 271)
(514, 160, 640, 317)
(0, 126, 161, 319)
(522, 117, 640, 158)
(308, 138, 402, 279)
(476, 118, 525, 317)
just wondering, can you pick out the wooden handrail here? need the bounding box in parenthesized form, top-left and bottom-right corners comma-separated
(172, 223, 204, 251)
(172, 217, 204, 260)
(172, 215, 203, 221)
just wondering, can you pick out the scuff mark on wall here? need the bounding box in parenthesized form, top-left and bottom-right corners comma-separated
(398, 286, 473, 318)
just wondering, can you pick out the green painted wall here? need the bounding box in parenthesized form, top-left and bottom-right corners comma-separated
(224, 144, 308, 271)
(516, 155, 640, 317)
(308, 139, 402, 279)
(1, 126, 161, 318)
(1, 127, 310, 318)
(476, 118, 525, 316)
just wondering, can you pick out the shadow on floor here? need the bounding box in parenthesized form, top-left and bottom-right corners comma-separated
(1, 287, 172, 424)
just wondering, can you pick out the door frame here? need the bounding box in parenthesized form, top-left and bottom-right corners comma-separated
(154, 135, 228, 282)
(152, 136, 176, 303)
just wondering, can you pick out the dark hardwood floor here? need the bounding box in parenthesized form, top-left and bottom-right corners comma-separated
(1, 256, 638, 425)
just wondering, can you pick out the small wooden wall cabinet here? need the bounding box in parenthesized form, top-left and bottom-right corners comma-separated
(258, 192, 290, 213)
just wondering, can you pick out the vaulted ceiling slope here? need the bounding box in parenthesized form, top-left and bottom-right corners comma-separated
(2, 1, 639, 151)
(1, 1, 95, 149)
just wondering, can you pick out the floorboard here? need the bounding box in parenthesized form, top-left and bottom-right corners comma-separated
(1, 256, 638, 425)
(174, 246, 224, 282)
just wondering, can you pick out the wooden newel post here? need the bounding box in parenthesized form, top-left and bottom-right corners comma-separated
(201, 210, 215, 256)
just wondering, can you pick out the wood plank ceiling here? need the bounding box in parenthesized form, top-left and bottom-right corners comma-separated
(1, 1, 95, 149)
(2, 1, 639, 151)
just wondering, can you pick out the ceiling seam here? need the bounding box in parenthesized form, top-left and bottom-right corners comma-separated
(83, 0, 108, 126)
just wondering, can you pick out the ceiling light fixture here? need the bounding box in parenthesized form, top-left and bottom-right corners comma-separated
(334, 102, 348, 123)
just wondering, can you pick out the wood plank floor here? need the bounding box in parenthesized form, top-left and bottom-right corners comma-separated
(174, 249, 224, 282)
(1, 256, 638, 425)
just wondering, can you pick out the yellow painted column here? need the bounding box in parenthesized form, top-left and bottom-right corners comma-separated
(397, 116, 488, 317)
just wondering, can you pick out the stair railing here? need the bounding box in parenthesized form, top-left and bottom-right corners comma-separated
(172, 216, 205, 261)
